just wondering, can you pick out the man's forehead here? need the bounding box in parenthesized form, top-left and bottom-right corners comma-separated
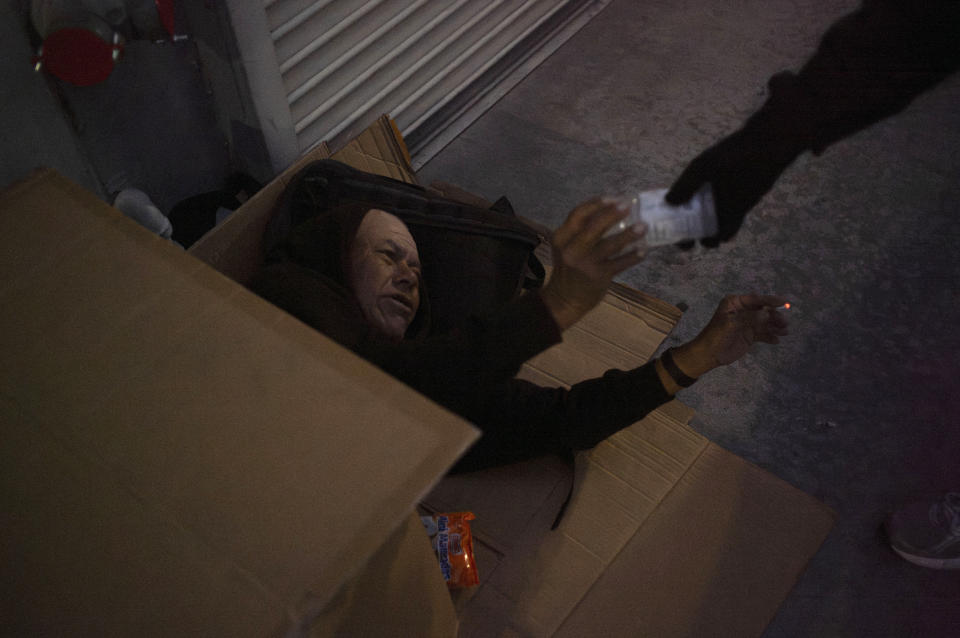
(359, 209, 418, 253)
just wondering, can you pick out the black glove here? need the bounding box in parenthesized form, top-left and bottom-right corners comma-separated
(667, 0, 960, 249)
(666, 102, 807, 247)
(667, 70, 816, 247)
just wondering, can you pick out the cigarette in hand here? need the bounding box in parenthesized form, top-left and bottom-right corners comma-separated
(776, 303, 791, 310)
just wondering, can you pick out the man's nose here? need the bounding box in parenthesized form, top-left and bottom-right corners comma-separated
(393, 262, 417, 287)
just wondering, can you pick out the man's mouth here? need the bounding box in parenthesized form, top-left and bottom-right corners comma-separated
(383, 294, 414, 315)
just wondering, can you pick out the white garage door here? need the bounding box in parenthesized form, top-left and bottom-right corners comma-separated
(238, 0, 608, 170)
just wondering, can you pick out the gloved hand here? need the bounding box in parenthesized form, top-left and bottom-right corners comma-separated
(666, 72, 811, 248)
(665, 132, 798, 247)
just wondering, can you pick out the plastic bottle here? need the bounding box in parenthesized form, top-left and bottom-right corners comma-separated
(610, 184, 718, 247)
(113, 188, 173, 239)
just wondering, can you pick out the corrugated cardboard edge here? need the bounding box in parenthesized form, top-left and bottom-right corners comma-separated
(328, 115, 418, 185)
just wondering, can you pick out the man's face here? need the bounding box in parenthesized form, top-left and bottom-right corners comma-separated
(348, 209, 421, 340)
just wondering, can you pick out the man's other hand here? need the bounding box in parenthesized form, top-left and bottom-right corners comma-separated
(673, 294, 791, 378)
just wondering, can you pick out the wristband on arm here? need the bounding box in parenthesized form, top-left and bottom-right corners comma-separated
(660, 348, 697, 388)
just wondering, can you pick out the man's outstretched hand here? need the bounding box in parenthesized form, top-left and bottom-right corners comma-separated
(540, 198, 647, 330)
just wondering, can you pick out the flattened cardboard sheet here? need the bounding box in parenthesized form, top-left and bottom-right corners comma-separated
(0, 169, 477, 635)
(555, 444, 835, 638)
(425, 275, 835, 637)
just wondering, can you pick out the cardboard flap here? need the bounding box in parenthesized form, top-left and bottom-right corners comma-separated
(555, 444, 835, 638)
(306, 513, 459, 637)
(187, 142, 333, 285)
(189, 115, 416, 286)
(0, 169, 478, 635)
(329, 115, 418, 184)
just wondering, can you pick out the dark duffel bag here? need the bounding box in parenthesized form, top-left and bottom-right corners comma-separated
(263, 159, 545, 334)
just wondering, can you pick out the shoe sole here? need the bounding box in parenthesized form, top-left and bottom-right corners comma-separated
(892, 546, 960, 570)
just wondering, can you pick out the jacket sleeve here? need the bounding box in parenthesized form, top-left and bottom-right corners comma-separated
(452, 361, 673, 472)
(356, 292, 563, 408)
(761, 0, 960, 156)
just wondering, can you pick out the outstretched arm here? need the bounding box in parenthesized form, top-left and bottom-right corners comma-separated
(655, 294, 790, 394)
(667, 0, 960, 245)
(453, 294, 791, 471)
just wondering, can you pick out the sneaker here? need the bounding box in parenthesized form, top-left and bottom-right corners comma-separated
(885, 493, 960, 569)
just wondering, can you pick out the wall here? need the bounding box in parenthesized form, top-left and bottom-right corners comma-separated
(0, 0, 103, 195)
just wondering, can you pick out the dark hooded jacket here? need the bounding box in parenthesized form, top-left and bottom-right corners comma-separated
(249, 203, 672, 472)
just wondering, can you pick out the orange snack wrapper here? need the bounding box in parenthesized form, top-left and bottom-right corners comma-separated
(420, 512, 480, 588)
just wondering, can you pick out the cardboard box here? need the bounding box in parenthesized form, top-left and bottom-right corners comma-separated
(0, 164, 473, 636)
(2, 116, 835, 637)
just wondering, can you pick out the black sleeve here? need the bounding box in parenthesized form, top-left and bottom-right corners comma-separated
(452, 360, 673, 472)
(764, 0, 960, 155)
(248, 261, 366, 348)
(355, 292, 563, 410)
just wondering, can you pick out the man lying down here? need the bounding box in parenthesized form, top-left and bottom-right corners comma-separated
(250, 197, 789, 472)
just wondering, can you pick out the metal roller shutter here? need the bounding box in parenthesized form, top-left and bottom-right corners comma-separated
(241, 0, 607, 169)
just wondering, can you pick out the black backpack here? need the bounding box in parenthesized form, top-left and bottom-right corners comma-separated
(264, 160, 545, 334)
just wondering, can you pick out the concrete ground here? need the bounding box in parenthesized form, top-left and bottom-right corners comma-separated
(418, 1, 960, 636)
